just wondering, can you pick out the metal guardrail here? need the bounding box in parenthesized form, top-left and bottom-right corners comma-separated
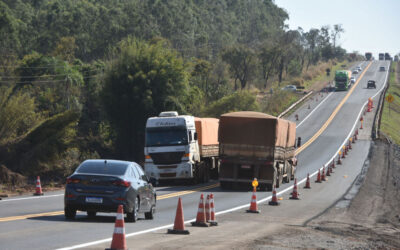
(373, 61, 392, 139)
(278, 91, 313, 118)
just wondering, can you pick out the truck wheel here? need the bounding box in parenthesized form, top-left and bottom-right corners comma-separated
(284, 170, 291, 183)
(291, 166, 296, 180)
(276, 174, 283, 188)
(203, 166, 210, 183)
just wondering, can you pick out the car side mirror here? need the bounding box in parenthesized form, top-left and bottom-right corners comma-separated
(194, 132, 198, 140)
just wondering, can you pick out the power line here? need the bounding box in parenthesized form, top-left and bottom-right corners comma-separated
(0, 69, 102, 79)
(0, 74, 102, 84)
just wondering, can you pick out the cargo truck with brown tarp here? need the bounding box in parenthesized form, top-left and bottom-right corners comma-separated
(218, 111, 297, 191)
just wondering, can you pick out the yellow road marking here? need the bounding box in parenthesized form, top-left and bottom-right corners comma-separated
(0, 183, 220, 222)
(295, 62, 372, 155)
(157, 183, 220, 200)
(0, 211, 64, 222)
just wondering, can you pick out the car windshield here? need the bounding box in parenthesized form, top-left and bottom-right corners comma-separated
(146, 126, 188, 147)
(77, 162, 128, 175)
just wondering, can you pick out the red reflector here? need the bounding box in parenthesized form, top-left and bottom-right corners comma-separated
(66, 194, 75, 198)
(66, 178, 80, 184)
(115, 197, 125, 201)
(112, 180, 131, 187)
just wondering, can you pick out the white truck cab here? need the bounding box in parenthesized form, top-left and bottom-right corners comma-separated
(144, 112, 200, 182)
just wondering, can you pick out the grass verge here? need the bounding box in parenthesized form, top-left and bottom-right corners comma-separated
(380, 62, 400, 144)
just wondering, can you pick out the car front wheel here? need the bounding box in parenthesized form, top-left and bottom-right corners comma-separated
(126, 197, 139, 222)
(145, 205, 155, 220)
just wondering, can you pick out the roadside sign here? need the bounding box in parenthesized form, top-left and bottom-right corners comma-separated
(386, 94, 394, 103)
(252, 178, 258, 188)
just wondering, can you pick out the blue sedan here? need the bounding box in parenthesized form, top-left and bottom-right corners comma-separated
(64, 159, 156, 222)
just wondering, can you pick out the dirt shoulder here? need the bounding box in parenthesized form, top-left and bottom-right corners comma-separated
(250, 139, 400, 249)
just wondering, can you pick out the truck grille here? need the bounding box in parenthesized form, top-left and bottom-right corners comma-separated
(150, 152, 185, 165)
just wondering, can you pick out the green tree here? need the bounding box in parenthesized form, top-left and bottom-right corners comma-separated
(0, 86, 42, 144)
(101, 38, 189, 160)
(221, 45, 256, 90)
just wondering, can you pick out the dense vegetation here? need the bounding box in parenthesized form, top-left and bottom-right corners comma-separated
(0, 0, 350, 181)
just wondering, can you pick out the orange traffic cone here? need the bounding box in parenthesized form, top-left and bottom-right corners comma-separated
(191, 194, 209, 226)
(269, 185, 280, 206)
(107, 205, 127, 250)
(321, 167, 326, 181)
(337, 154, 342, 165)
(352, 134, 356, 143)
(331, 160, 335, 169)
(329, 164, 334, 174)
(34, 176, 44, 196)
(304, 173, 311, 189)
(247, 188, 260, 213)
(326, 165, 331, 176)
(290, 178, 300, 199)
(205, 194, 210, 222)
(348, 140, 352, 150)
(168, 198, 190, 234)
(208, 193, 218, 226)
(315, 169, 322, 183)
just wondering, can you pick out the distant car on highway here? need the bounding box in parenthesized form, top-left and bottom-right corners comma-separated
(350, 76, 356, 83)
(367, 80, 376, 89)
(352, 70, 358, 74)
(64, 159, 156, 222)
(379, 66, 386, 71)
(281, 85, 297, 92)
(356, 66, 362, 72)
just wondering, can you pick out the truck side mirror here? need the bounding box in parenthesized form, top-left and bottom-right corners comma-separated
(194, 132, 198, 140)
(189, 132, 192, 142)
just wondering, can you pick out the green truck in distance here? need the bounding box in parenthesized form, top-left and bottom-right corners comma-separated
(365, 52, 372, 61)
(335, 70, 352, 91)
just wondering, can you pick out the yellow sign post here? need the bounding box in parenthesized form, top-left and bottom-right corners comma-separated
(386, 94, 394, 103)
(386, 94, 394, 115)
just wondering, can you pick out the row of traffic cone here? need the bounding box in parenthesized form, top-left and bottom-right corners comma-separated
(107, 193, 220, 249)
(169, 193, 218, 235)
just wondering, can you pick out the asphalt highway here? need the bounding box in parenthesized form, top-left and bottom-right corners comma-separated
(0, 60, 390, 250)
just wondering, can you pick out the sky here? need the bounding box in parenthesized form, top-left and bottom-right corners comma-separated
(274, 0, 400, 58)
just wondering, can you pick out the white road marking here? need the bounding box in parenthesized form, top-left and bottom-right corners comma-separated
(296, 92, 334, 128)
(0, 194, 63, 202)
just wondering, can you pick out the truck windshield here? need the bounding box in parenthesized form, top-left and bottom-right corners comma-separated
(335, 76, 347, 82)
(146, 127, 188, 147)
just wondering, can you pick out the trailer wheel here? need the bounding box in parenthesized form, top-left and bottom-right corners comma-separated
(203, 165, 210, 183)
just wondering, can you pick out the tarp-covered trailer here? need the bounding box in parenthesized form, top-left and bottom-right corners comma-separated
(218, 111, 296, 191)
(194, 118, 220, 179)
